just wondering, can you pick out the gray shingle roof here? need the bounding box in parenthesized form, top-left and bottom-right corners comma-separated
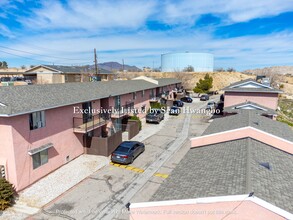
(222, 79, 282, 93)
(204, 111, 293, 142)
(25, 65, 112, 74)
(156, 78, 181, 87)
(151, 138, 293, 213)
(223, 101, 277, 115)
(0, 79, 180, 116)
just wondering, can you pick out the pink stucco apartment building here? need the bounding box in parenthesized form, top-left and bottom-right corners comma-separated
(222, 79, 282, 110)
(0, 78, 181, 191)
(130, 111, 293, 219)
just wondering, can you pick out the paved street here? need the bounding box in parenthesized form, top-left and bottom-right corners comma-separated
(31, 97, 216, 220)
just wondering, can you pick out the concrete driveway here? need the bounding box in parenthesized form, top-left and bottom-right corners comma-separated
(31, 97, 217, 220)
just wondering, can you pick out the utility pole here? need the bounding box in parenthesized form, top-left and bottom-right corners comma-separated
(94, 48, 98, 77)
(122, 59, 125, 72)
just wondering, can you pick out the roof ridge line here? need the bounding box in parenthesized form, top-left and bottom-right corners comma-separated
(245, 138, 252, 193)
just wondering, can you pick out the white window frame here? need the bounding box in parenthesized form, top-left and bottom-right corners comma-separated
(32, 149, 48, 169)
(30, 111, 46, 130)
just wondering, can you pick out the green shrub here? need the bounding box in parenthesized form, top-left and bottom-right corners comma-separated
(129, 115, 142, 130)
(0, 178, 15, 210)
(149, 102, 167, 112)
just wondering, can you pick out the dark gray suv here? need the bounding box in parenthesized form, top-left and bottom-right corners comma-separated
(146, 108, 164, 124)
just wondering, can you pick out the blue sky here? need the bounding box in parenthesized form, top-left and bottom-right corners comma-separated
(1, 0, 293, 71)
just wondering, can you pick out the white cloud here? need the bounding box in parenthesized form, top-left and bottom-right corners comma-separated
(20, 0, 156, 31)
(0, 24, 15, 38)
(158, 0, 293, 25)
(5, 28, 293, 70)
(2, 0, 293, 69)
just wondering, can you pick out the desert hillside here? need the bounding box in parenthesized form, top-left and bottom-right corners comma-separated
(243, 66, 293, 76)
(118, 71, 253, 91)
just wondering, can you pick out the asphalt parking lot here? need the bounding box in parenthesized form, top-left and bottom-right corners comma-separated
(31, 97, 217, 220)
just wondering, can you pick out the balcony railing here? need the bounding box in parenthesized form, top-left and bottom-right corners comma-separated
(110, 102, 135, 118)
(73, 113, 110, 133)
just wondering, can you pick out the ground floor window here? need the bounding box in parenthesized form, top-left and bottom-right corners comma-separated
(32, 149, 48, 169)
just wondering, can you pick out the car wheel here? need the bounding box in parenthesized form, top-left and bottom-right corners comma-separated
(130, 156, 134, 164)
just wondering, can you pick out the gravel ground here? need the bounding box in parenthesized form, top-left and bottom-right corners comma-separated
(0, 154, 109, 219)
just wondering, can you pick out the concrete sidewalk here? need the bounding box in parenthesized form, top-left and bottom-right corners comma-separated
(0, 154, 109, 220)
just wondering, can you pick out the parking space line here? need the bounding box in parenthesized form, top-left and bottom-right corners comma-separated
(154, 173, 169, 179)
(110, 163, 169, 178)
(110, 162, 145, 173)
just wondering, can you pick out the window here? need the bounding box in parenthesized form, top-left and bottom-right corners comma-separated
(30, 111, 46, 130)
(32, 149, 48, 169)
(133, 92, 136, 100)
(141, 90, 145, 98)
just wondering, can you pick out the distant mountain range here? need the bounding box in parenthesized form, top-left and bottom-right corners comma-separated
(97, 62, 141, 72)
(243, 66, 293, 76)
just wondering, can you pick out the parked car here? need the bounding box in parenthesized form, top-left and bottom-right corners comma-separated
(111, 141, 145, 164)
(200, 94, 209, 101)
(169, 106, 181, 116)
(0, 77, 11, 82)
(173, 100, 184, 107)
(206, 101, 216, 110)
(180, 96, 193, 103)
(146, 109, 164, 124)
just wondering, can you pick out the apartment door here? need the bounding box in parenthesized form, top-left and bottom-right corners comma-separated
(114, 96, 121, 110)
(82, 101, 93, 123)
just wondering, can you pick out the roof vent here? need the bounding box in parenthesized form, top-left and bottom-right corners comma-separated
(253, 122, 259, 126)
(259, 162, 271, 170)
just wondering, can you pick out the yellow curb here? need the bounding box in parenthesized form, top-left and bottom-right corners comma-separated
(161, 174, 169, 178)
(110, 162, 145, 173)
(154, 173, 169, 178)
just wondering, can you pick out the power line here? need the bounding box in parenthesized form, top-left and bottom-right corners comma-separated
(0, 45, 90, 61)
(0, 49, 93, 65)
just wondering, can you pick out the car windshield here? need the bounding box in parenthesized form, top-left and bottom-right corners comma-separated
(149, 109, 161, 114)
(208, 102, 213, 105)
(115, 146, 130, 153)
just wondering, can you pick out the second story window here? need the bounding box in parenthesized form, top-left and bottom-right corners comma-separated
(30, 111, 46, 130)
(133, 92, 136, 100)
(141, 90, 145, 98)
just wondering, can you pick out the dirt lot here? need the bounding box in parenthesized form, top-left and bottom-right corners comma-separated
(118, 71, 253, 91)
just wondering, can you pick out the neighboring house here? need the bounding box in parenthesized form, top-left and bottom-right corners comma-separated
(24, 65, 116, 84)
(222, 79, 283, 110)
(130, 111, 293, 219)
(223, 101, 278, 119)
(0, 78, 181, 191)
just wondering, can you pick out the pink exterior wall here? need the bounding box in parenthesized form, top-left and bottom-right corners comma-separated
(0, 100, 101, 191)
(130, 200, 286, 220)
(0, 82, 179, 190)
(108, 88, 156, 119)
(224, 92, 279, 109)
(190, 127, 293, 154)
(5, 105, 86, 191)
(0, 118, 17, 185)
